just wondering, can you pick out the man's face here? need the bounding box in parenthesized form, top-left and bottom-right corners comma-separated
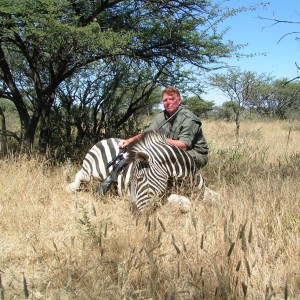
(162, 92, 181, 115)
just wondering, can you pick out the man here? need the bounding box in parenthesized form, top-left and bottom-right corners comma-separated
(119, 87, 208, 167)
(98, 86, 209, 195)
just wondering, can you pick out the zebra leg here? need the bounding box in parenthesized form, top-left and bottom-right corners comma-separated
(66, 169, 89, 193)
(195, 174, 205, 191)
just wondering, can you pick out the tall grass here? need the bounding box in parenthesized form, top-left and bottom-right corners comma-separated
(0, 120, 299, 299)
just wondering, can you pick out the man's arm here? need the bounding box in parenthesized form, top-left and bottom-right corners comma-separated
(118, 134, 188, 151)
(118, 133, 143, 148)
(166, 138, 187, 150)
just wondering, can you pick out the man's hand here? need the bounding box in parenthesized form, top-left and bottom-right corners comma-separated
(118, 139, 128, 149)
(118, 133, 143, 149)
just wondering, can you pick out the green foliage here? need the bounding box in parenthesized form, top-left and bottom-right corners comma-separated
(0, 0, 263, 154)
(182, 96, 214, 116)
(220, 101, 240, 120)
(209, 69, 274, 107)
(209, 69, 300, 120)
(0, 98, 16, 113)
(76, 204, 109, 247)
(0, 99, 20, 152)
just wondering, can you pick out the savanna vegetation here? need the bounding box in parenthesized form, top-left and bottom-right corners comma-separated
(1, 1, 299, 299)
(0, 0, 240, 155)
(1, 120, 299, 299)
(2, 0, 299, 159)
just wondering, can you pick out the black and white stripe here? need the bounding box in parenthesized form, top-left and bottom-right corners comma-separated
(125, 130, 205, 211)
(66, 138, 131, 195)
(66, 130, 206, 212)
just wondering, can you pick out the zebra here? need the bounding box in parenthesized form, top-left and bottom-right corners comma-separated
(125, 130, 205, 212)
(66, 130, 217, 212)
(66, 137, 131, 196)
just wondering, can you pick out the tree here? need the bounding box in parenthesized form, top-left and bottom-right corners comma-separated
(248, 79, 300, 119)
(255, 12, 300, 120)
(182, 96, 214, 117)
(0, 98, 20, 154)
(0, 105, 7, 155)
(218, 101, 239, 121)
(55, 59, 163, 156)
(208, 69, 273, 139)
(260, 15, 300, 77)
(0, 0, 244, 153)
(270, 80, 300, 119)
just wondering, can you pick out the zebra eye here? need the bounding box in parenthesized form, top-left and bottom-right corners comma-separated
(135, 173, 144, 182)
(136, 151, 149, 162)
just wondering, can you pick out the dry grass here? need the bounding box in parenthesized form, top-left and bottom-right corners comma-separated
(0, 120, 300, 299)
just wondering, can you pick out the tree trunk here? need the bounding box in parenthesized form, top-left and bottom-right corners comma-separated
(0, 107, 7, 156)
(235, 109, 240, 142)
(21, 126, 35, 154)
(39, 116, 51, 155)
(39, 93, 56, 155)
(64, 101, 73, 157)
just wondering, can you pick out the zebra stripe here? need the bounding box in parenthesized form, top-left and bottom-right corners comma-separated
(66, 130, 207, 212)
(66, 138, 130, 193)
(125, 130, 205, 212)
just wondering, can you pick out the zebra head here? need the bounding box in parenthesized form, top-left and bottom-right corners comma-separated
(125, 130, 198, 212)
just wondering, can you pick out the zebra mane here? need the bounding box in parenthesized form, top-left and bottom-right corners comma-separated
(139, 129, 167, 144)
(125, 129, 168, 161)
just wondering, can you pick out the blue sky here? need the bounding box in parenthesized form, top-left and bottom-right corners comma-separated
(204, 0, 300, 105)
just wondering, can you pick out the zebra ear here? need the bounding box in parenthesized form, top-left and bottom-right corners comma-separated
(135, 151, 149, 162)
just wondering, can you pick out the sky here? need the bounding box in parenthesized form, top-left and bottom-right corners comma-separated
(204, 0, 300, 105)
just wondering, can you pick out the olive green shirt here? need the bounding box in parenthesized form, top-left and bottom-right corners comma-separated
(148, 106, 209, 155)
